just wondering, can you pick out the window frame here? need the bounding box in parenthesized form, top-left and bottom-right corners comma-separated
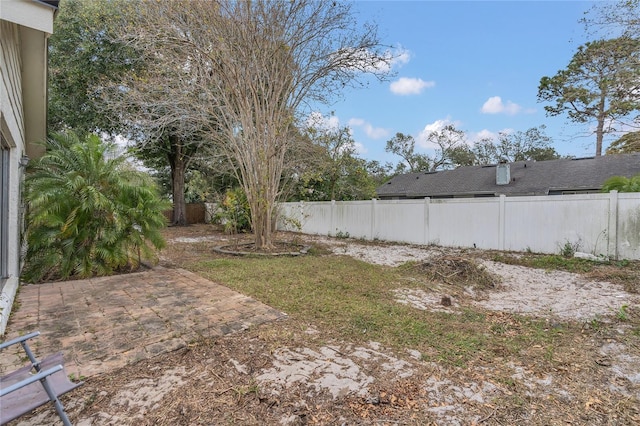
(0, 133, 10, 282)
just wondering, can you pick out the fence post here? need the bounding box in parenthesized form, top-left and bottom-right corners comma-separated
(371, 199, 377, 240)
(330, 199, 336, 237)
(608, 190, 619, 260)
(424, 197, 430, 245)
(298, 201, 304, 233)
(499, 195, 506, 251)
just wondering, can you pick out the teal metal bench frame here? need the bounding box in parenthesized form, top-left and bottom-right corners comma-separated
(0, 331, 82, 425)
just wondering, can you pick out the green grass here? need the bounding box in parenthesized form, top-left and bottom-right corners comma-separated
(188, 254, 580, 367)
(492, 253, 596, 273)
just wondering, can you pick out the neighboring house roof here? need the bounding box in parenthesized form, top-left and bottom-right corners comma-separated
(376, 153, 640, 199)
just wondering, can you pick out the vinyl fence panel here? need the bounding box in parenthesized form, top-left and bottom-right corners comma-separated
(617, 193, 640, 260)
(503, 195, 610, 255)
(277, 192, 640, 259)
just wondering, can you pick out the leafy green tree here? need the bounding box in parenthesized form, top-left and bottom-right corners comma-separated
(471, 126, 559, 164)
(49, 0, 212, 226)
(424, 125, 470, 170)
(125, 132, 213, 225)
(469, 139, 498, 166)
(385, 133, 431, 173)
(292, 124, 379, 201)
(48, 0, 142, 135)
(494, 126, 559, 162)
(386, 125, 557, 172)
(364, 160, 393, 189)
(606, 131, 640, 154)
(538, 37, 640, 156)
(23, 132, 169, 283)
(602, 174, 640, 192)
(447, 145, 476, 167)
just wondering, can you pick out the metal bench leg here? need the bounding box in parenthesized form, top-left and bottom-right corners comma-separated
(21, 340, 41, 370)
(39, 377, 73, 426)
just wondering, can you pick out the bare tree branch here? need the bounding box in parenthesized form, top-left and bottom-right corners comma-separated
(120, 0, 392, 247)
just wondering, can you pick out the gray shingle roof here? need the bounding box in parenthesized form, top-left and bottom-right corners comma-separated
(376, 153, 640, 199)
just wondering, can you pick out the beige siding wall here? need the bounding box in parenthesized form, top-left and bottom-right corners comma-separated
(20, 25, 48, 159)
(0, 0, 56, 335)
(0, 20, 24, 147)
(1, 0, 56, 34)
(0, 19, 26, 335)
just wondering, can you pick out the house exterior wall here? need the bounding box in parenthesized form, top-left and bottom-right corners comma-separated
(0, 0, 56, 335)
(1, 21, 25, 145)
(20, 24, 49, 159)
(278, 192, 640, 260)
(1, 0, 56, 34)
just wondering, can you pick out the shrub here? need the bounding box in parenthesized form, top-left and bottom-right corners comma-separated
(601, 174, 640, 193)
(215, 187, 251, 234)
(22, 131, 170, 282)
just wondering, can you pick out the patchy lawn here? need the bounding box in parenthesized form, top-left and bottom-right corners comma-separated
(12, 224, 640, 425)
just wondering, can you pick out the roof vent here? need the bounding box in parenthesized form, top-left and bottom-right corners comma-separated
(496, 161, 510, 185)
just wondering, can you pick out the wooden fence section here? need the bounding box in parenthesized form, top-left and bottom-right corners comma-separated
(164, 203, 206, 224)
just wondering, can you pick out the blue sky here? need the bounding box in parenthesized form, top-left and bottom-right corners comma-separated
(314, 0, 606, 166)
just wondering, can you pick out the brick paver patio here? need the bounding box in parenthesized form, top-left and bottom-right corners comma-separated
(0, 267, 286, 378)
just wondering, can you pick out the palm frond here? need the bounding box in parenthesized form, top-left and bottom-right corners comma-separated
(22, 130, 170, 283)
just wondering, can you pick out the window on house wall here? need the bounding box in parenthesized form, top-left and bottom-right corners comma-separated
(0, 134, 10, 285)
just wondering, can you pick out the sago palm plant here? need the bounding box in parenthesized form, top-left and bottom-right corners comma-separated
(23, 131, 170, 282)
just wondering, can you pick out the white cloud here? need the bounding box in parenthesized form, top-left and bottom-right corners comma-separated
(416, 118, 464, 149)
(390, 46, 411, 68)
(353, 141, 368, 155)
(470, 129, 498, 143)
(338, 45, 411, 74)
(373, 45, 411, 73)
(468, 128, 515, 145)
(348, 118, 390, 139)
(306, 111, 340, 131)
(390, 77, 435, 95)
(481, 96, 526, 115)
(304, 113, 382, 155)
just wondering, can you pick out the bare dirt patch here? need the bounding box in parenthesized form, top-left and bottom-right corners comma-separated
(307, 234, 638, 322)
(10, 225, 640, 425)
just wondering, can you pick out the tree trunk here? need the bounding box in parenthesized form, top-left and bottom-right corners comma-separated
(249, 180, 275, 250)
(329, 177, 337, 201)
(596, 121, 604, 157)
(253, 196, 274, 249)
(168, 135, 188, 226)
(595, 93, 606, 157)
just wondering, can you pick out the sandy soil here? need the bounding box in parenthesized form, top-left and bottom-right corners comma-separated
(172, 232, 640, 402)
(306, 234, 638, 321)
(9, 227, 640, 425)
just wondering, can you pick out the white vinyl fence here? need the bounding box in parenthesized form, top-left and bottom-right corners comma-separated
(277, 191, 640, 260)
